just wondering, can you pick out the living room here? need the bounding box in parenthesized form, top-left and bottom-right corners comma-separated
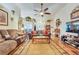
(0, 3, 79, 55)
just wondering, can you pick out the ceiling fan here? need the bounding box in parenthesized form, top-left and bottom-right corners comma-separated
(34, 3, 51, 17)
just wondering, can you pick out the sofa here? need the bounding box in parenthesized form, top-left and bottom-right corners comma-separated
(0, 40, 17, 55)
(0, 30, 26, 45)
(31, 30, 51, 38)
(0, 29, 27, 55)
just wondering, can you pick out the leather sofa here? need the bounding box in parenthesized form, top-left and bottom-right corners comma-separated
(0, 29, 27, 55)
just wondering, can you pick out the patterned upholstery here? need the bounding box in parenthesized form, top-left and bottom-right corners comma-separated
(7, 29, 26, 44)
(0, 30, 11, 39)
(0, 29, 26, 55)
(0, 30, 9, 36)
(0, 40, 17, 55)
(43, 30, 49, 35)
(0, 33, 5, 43)
(32, 31, 37, 35)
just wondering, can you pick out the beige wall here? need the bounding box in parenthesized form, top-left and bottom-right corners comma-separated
(0, 4, 20, 30)
(54, 3, 79, 35)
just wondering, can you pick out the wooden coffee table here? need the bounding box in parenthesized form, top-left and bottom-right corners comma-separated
(32, 35, 50, 44)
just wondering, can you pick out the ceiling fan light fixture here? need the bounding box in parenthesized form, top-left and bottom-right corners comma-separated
(34, 3, 51, 17)
(40, 12, 44, 15)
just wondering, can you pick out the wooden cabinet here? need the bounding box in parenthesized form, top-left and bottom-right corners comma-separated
(55, 28, 60, 37)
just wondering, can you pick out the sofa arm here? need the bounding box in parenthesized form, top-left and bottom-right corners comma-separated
(0, 40, 17, 55)
(15, 36, 26, 45)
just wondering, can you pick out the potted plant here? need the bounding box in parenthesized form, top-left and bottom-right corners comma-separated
(25, 16, 32, 21)
(56, 19, 61, 27)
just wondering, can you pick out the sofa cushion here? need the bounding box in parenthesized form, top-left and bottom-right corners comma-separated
(0, 33, 3, 38)
(0, 30, 10, 38)
(0, 34, 5, 43)
(0, 30, 9, 35)
(7, 30, 19, 39)
(0, 39, 5, 43)
(31, 31, 37, 35)
(0, 40, 17, 55)
(4, 35, 11, 40)
(43, 30, 49, 35)
(12, 34, 18, 39)
(0, 30, 17, 40)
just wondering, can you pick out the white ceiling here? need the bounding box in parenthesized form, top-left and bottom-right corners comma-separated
(0, 3, 68, 26)
(1, 3, 67, 20)
(15, 3, 67, 18)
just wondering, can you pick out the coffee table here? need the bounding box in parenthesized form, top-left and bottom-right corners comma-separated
(32, 35, 50, 44)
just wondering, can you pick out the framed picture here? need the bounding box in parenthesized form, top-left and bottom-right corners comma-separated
(0, 9, 8, 25)
(71, 10, 79, 19)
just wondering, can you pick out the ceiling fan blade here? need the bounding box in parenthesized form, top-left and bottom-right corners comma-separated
(44, 12, 51, 15)
(34, 10, 39, 12)
(44, 8, 48, 11)
(34, 14, 38, 15)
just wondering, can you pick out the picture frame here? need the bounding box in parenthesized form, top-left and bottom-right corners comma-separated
(71, 10, 79, 19)
(0, 9, 8, 26)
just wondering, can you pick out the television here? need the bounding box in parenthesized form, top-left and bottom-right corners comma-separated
(66, 23, 79, 33)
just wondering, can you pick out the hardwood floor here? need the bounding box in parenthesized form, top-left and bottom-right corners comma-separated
(12, 37, 79, 55)
(51, 37, 79, 55)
